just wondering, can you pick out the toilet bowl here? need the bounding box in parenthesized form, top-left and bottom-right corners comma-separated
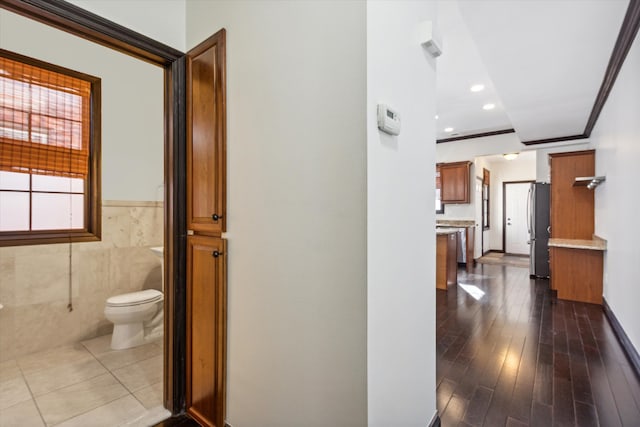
(104, 289, 164, 350)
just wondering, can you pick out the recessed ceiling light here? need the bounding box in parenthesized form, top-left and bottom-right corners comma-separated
(444, 127, 454, 133)
(470, 84, 485, 92)
(482, 103, 495, 110)
(435, 115, 439, 120)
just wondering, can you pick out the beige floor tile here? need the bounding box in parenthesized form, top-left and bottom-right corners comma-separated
(34, 373, 128, 426)
(80, 334, 112, 357)
(54, 395, 146, 427)
(82, 334, 162, 371)
(0, 360, 21, 382)
(0, 376, 32, 410)
(17, 344, 93, 376)
(132, 381, 163, 409)
(24, 357, 107, 397)
(112, 355, 162, 393)
(0, 399, 45, 427)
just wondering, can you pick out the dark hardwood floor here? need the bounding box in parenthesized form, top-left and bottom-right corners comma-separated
(437, 263, 640, 427)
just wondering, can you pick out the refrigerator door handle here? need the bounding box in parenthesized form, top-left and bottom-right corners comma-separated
(526, 186, 532, 234)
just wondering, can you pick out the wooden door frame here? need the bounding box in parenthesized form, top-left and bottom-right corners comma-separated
(502, 180, 535, 255)
(0, 0, 188, 415)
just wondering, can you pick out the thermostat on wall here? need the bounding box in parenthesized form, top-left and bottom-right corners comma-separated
(377, 104, 401, 136)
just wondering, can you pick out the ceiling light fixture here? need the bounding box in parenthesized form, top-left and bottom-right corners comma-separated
(482, 103, 495, 110)
(444, 127, 454, 133)
(435, 115, 439, 120)
(503, 153, 519, 161)
(470, 84, 485, 92)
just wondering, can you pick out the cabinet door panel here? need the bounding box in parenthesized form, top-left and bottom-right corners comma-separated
(187, 235, 227, 427)
(440, 161, 471, 203)
(187, 30, 226, 235)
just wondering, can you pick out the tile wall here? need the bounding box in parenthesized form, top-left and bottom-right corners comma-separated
(0, 201, 163, 362)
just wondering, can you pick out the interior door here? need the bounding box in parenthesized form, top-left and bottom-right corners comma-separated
(504, 182, 531, 255)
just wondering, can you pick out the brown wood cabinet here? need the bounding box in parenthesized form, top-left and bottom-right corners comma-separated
(187, 30, 227, 235)
(436, 232, 457, 290)
(185, 29, 227, 427)
(549, 150, 594, 239)
(550, 246, 602, 304)
(186, 235, 227, 427)
(439, 161, 471, 204)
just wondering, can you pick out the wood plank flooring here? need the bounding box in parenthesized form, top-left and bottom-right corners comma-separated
(437, 264, 640, 427)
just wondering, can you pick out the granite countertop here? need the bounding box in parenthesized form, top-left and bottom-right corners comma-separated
(436, 219, 475, 227)
(548, 235, 607, 251)
(436, 229, 458, 235)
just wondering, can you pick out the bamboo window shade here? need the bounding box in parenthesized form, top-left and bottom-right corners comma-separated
(0, 55, 91, 178)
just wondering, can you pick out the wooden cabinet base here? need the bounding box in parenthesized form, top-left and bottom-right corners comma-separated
(437, 233, 457, 290)
(550, 247, 603, 304)
(187, 235, 227, 427)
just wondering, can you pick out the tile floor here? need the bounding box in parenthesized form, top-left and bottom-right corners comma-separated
(0, 334, 165, 427)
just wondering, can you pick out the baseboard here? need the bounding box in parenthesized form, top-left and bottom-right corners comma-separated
(603, 297, 640, 381)
(428, 411, 441, 427)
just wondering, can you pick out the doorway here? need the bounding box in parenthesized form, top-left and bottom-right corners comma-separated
(503, 181, 534, 255)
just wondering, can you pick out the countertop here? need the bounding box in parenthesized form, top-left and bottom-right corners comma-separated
(436, 229, 458, 235)
(548, 235, 607, 251)
(436, 219, 475, 227)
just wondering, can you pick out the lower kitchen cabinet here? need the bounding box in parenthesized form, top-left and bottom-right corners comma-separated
(186, 235, 227, 427)
(550, 246, 603, 304)
(436, 231, 458, 290)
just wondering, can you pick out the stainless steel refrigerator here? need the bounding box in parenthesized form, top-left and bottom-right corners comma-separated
(527, 183, 550, 278)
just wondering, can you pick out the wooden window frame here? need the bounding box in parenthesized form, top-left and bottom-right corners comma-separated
(0, 49, 101, 247)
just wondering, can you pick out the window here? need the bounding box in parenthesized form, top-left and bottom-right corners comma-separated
(0, 50, 101, 246)
(482, 168, 490, 229)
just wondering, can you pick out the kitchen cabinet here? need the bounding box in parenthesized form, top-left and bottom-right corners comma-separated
(186, 235, 227, 427)
(436, 231, 457, 290)
(549, 150, 594, 239)
(549, 242, 604, 304)
(439, 161, 471, 204)
(187, 30, 227, 236)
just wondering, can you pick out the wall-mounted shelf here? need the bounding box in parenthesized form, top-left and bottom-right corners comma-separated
(574, 176, 606, 189)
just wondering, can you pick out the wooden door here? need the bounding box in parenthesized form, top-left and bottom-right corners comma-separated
(187, 30, 227, 235)
(549, 150, 595, 239)
(187, 235, 227, 427)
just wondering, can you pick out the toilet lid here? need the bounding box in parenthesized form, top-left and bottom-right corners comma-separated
(106, 289, 163, 307)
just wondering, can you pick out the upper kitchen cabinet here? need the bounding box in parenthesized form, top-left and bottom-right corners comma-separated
(549, 150, 595, 239)
(439, 161, 472, 204)
(187, 30, 227, 235)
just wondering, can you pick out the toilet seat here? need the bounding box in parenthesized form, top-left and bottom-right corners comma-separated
(106, 289, 163, 308)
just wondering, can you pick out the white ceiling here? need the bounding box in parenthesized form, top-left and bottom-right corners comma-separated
(436, 0, 629, 142)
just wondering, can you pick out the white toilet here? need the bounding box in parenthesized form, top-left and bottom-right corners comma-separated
(104, 247, 165, 350)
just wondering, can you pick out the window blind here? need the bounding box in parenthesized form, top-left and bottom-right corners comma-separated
(0, 54, 91, 178)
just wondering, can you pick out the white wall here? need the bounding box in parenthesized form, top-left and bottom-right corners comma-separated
(67, 0, 186, 51)
(591, 34, 640, 353)
(186, 2, 367, 426)
(0, 10, 164, 202)
(367, 1, 437, 426)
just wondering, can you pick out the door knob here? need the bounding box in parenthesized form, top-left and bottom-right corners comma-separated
(212, 250, 223, 258)
(211, 213, 223, 221)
